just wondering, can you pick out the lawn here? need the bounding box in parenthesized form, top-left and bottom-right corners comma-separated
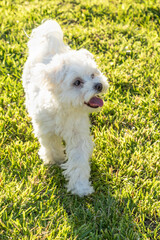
(0, 0, 160, 239)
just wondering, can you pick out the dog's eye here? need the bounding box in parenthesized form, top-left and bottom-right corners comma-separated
(73, 78, 83, 87)
(91, 73, 95, 79)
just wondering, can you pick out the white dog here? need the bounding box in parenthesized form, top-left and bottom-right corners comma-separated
(22, 20, 109, 196)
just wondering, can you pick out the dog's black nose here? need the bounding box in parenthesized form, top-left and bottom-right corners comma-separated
(94, 83, 103, 92)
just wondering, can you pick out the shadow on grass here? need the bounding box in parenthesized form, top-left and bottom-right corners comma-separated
(45, 163, 141, 240)
(3, 115, 142, 239)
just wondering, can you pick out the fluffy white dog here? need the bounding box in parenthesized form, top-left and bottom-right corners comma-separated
(22, 20, 109, 197)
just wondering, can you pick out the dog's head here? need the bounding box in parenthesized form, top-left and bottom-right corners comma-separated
(37, 49, 109, 112)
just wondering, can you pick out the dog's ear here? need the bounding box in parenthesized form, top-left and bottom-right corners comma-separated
(46, 58, 67, 86)
(31, 58, 66, 90)
(79, 49, 94, 60)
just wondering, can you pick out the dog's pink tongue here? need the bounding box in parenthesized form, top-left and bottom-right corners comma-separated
(88, 97, 104, 107)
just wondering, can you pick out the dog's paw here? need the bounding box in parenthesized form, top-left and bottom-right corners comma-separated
(39, 147, 56, 165)
(54, 156, 66, 165)
(67, 181, 94, 197)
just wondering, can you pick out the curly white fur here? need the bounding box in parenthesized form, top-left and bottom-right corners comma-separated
(22, 20, 109, 196)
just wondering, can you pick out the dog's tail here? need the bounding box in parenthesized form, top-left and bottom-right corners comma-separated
(27, 20, 69, 63)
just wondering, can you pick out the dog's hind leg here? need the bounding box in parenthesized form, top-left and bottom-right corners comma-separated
(39, 134, 65, 165)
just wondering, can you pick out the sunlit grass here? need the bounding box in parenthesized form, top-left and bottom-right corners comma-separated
(0, 0, 159, 239)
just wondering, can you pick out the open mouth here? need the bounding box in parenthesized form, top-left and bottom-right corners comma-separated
(84, 96, 104, 108)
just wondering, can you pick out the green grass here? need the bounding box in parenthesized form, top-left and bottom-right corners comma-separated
(0, 0, 160, 239)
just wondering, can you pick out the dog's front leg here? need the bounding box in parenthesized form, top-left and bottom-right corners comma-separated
(61, 134, 94, 197)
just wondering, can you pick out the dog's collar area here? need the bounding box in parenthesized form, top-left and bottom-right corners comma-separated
(84, 96, 104, 108)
